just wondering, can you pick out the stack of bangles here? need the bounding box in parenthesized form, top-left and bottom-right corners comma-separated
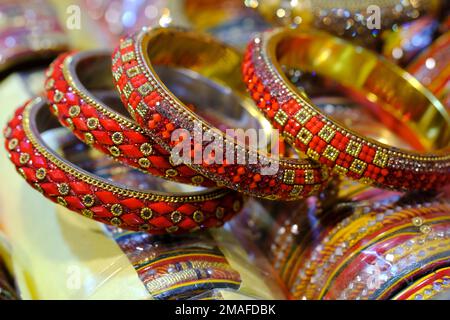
(3, 26, 450, 235)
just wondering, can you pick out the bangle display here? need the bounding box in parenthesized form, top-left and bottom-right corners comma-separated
(112, 27, 330, 201)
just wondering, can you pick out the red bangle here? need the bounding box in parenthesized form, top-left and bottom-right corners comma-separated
(111, 27, 328, 201)
(243, 28, 450, 191)
(4, 98, 243, 234)
(45, 51, 216, 187)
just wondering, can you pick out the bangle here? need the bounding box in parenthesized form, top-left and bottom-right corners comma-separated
(392, 267, 450, 300)
(283, 198, 450, 299)
(407, 31, 450, 108)
(243, 28, 450, 191)
(112, 27, 329, 201)
(107, 227, 241, 300)
(249, 0, 442, 46)
(46, 51, 219, 187)
(4, 98, 244, 234)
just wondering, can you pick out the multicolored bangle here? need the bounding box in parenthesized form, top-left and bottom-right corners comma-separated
(111, 27, 329, 201)
(392, 267, 450, 300)
(45, 51, 218, 187)
(243, 28, 450, 191)
(4, 98, 244, 234)
(107, 228, 241, 300)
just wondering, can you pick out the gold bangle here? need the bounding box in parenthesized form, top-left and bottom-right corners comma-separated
(243, 28, 450, 191)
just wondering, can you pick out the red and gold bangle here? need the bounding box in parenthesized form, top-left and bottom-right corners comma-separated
(243, 28, 450, 192)
(45, 51, 217, 187)
(407, 31, 450, 108)
(4, 98, 243, 234)
(111, 27, 329, 201)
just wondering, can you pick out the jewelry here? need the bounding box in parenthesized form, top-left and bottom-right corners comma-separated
(392, 267, 450, 300)
(285, 198, 450, 299)
(112, 27, 329, 201)
(4, 98, 244, 234)
(106, 228, 241, 300)
(46, 51, 219, 187)
(244, 28, 450, 191)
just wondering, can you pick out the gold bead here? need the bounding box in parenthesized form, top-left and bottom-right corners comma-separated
(111, 203, 123, 216)
(420, 225, 432, 234)
(166, 226, 179, 233)
(191, 176, 204, 185)
(17, 168, 26, 179)
(138, 157, 151, 168)
(34, 183, 43, 193)
(193, 210, 204, 223)
(82, 194, 95, 207)
(58, 183, 70, 196)
(109, 146, 121, 157)
(68, 105, 80, 117)
(111, 132, 124, 144)
(8, 138, 19, 150)
(54, 90, 64, 103)
(51, 104, 59, 116)
(165, 169, 178, 177)
(140, 143, 153, 156)
(57, 196, 67, 207)
(86, 117, 99, 130)
(110, 217, 122, 226)
(19, 152, 30, 164)
(66, 118, 74, 130)
(140, 207, 153, 220)
(84, 132, 95, 145)
(81, 209, 94, 219)
(412, 217, 423, 227)
(35, 170, 46, 181)
(170, 211, 182, 224)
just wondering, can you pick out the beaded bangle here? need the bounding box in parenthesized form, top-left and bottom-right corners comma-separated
(243, 28, 450, 191)
(46, 51, 217, 187)
(4, 98, 244, 234)
(112, 27, 329, 201)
